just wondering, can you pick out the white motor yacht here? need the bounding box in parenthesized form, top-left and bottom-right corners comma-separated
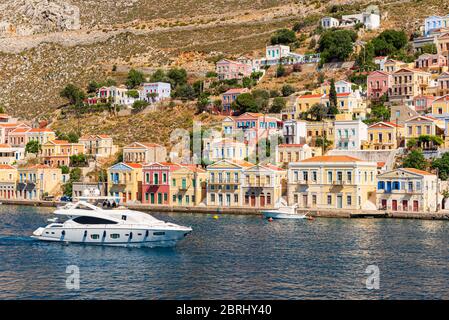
(262, 199, 307, 220)
(31, 197, 192, 247)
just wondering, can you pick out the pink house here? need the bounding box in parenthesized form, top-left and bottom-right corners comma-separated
(233, 112, 282, 143)
(413, 95, 435, 113)
(367, 70, 392, 100)
(7, 127, 31, 147)
(221, 88, 250, 115)
(216, 59, 252, 81)
(415, 53, 447, 73)
(141, 162, 173, 205)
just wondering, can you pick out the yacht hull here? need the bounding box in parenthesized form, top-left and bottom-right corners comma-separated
(32, 226, 191, 248)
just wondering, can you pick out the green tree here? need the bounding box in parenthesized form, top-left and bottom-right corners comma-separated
(132, 100, 149, 112)
(70, 154, 88, 167)
(196, 94, 211, 113)
(329, 79, 338, 109)
(371, 29, 408, 56)
(281, 84, 295, 97)
(0, 105, 5, 113)
(125, 69, 145, 89)
(167, 68, 188, 87)
(270, 97, 286, 113)
(315, 136, 332, 152)
(172, 84, 196, 100)
(420, 43, 437, 54)
(402, 149, 427, 170)
(25, 140, 41, 154)
(252, 89, 270, 112)
(206, 71, 218, 78)
(233, 93, 259, 113)
(270, 29, 297, 45)
(60, 84, 86, 105)
(318, 29, 357, 63)
(150, 69, 166, 82)
(276, 64, 286, 77)
(127, 90, 140, 98)
(59, 165, 70, 175)
(431, 152, 449, 180)
(308, 103, 328, 121)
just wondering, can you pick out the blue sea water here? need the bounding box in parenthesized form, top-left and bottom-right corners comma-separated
(0, 204, 447, 300)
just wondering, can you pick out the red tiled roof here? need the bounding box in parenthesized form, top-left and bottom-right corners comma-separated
(0, 144, 11, 148)
(299, 94, 323, 99)
(433, 94, 449, 103)
(223, 88, 249, 95)
(9, 128, 30, 134)
(402, 168, 434, 176)
(0, 164, 15, 170)
(124, 163, 142, 169)
(27, 128, 54, 133)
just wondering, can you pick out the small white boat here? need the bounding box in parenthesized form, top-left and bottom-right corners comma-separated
(262, 200, 307, 220)
(32, 196, 192, 248)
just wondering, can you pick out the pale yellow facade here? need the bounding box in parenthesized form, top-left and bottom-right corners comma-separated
(0, 164, 17, 199)
(364, 122, 405, 150)
(169, 165, 207, 206)
(16, 165, 63, 200)
(107, 162, 143, 203)
(288, 156, 377, 210)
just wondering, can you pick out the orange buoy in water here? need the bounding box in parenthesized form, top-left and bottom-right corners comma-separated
(307, 216, 314, 221)
(268, 217, 273, 222)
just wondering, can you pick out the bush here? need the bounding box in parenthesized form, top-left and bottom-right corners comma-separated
(125, 69, 145, 89)
(270, 29, 297, 45)
(276, 64, 286, 77)
(318, 29, 357, 63)
(270, 97, 286, 113)
(281, 84, 295, 97)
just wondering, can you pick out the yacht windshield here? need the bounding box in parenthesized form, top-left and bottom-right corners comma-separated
(72, 216, 118, 225)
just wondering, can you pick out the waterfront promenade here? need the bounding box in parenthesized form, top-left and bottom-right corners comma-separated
(1, 199, 448, 220)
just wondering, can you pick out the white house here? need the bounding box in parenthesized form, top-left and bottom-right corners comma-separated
(377, 168, 440, 212)
(282, 120, 307, 145)
(140, 82, 171, 103)
(341, 12, 380, 30)
(321, 17, 340, 29)
(0, 144, 25, 164)
(95, 86, 136, 107)
(424, 15, 449, 36)
(334, 119, 368, 150)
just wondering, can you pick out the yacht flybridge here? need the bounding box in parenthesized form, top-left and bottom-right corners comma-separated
(32, 197, 192, 247)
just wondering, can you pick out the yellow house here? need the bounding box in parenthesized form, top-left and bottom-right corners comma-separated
(25, 128, 56, 145)
(16, 164, 63, 200)
(364, 121, 405, 150)
(0, 164, 17, 199)
(431, 94, 449, 115)
(390, 68, 432, 106)
(404, 115, 445, 145)
(41, 140, 85, 167)
(306, 121, 334, 148)
(288, 156, 377, 210)
(242, 164, 287, 208)
(169, 164, 207, 206)
(206, 159, 254, 207)
(107, 162, 143, 203)
(321, 92, 367, 119)
(384, 59, 412, 73)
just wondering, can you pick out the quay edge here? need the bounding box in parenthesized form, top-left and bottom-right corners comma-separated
(0, 200, 448, 220)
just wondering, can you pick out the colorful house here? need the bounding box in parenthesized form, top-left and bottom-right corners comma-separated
(404, 115, 445, 145)
(216, 59, 252, 81)
(365, 121, 404, 150)
(424, 15, 449, 36)
(390, 68, 432, 106)
(221, 88, 250, 115)
(242, 164, 287, 208)
(276, 144, 313, 167)
(16, 165, 63, 200)
(8, 127, 30, 148)
(232, 112, 281, 143)
(413, 95, 435, 113)
(367, 70, 392, 100)
(384, 59, 411, 73)
(334, 118, 368, 150)
(25, 128, 56, 145)
(123, 142, 167, 163)
(288, 156, 377, 210)
(0, 144, 25, 164)
(140, 82, 171, 103)
(107, 162, 143, 203)
(414, 53, 448, 74)
(205, 138, 250, 163)
(377, 168, 439, 212)
(79, 134, 118, 158)
(305, 121, 334, 148)
(41, 140, 85, 167)
(169, 164, 206, 206)
(206, 159, 254, 207)
(436, 72, 449, 96)
(321, 92, 367, 119)
(141, 162, 172, 205)
(0, 164, 17, 200)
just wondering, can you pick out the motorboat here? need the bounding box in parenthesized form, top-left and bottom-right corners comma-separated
(31, 196, 192, 248)
(262, 199, 308, 220)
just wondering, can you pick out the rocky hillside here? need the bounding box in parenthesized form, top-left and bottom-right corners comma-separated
(0, 0, 448, 129)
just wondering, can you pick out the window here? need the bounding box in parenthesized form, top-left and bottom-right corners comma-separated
(110, 234, 120, 239)
(347, 195, 352, 206)
(73, 216, 117, 225)
(327, 171, 333, 183)
(327, 195, 332, 205)
(90, 234, 100, 240)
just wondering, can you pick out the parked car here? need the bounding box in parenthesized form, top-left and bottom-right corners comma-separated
(60, 195, 72, 202)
